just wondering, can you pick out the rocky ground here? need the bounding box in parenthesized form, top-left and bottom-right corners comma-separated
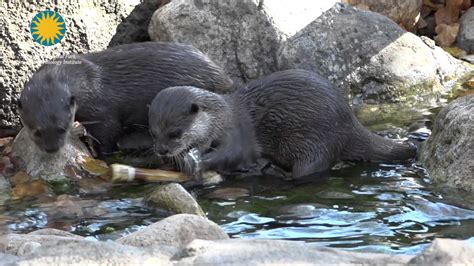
(0, 214, 472, 265)
(421, 95, 474, 192)
(1, 0, 474, 264)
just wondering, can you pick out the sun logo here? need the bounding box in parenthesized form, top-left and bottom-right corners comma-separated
(30, 10, 66, 46)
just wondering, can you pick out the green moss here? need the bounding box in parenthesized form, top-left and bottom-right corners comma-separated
(446, 70, 474, 101)
(355, 103, 431, 130)
(47, 178, 76, 195)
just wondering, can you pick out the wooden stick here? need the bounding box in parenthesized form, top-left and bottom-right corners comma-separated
(111, 164, 192, 183)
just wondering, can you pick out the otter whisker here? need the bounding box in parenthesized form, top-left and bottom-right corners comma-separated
(78, 120, 102, 125)
(132, 123, 149, 129)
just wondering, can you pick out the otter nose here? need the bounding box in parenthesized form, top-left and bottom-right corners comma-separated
(157, 148, 169, 156)
(45, 147, 60, 153)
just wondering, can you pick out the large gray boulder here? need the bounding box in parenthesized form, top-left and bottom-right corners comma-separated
(4, 228, 474, 265)
(15, 240, 170, 265)
(116, 214, 229, 249)
(278, 3, 472, 107)
(0, 253, 19, 265)
(457, 7, 474, 53)
(175, 239, 413, 265)
(0, 1, 137, 129)
(148, 0, 283, 82)
(148, 0, 343, 83)
(11, 128, 91, 182)
(0, 232, 84, 256)
(409, 238, 474, 265)
(420, 95, 474, 191)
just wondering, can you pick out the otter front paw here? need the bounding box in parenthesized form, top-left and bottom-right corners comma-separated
(72, 121, 86, 138)
(182, 148, 204, 183)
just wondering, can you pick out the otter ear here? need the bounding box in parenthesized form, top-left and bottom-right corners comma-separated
(190, 103, 199, 114)
(17, 99, 22, 110)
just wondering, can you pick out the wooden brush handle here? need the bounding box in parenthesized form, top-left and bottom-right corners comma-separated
(111, 164, 192, 183)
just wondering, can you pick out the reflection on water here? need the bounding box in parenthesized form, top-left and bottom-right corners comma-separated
(2, 161, 474, 255)
(200, 162, 474, 255)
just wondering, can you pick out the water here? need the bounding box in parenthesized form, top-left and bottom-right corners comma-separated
(200, 162, 474, 255)
(1, 105, 474, 255)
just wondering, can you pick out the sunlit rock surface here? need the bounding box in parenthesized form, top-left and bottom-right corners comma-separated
(278, 3, 472, 107)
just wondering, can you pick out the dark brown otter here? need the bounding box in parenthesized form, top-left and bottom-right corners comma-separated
(149, 69, 416, 178)
(18, 42, 234, 155)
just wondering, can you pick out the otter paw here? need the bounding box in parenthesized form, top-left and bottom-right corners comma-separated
(182, 148, 204, 183)
(72, 121, 86, 137)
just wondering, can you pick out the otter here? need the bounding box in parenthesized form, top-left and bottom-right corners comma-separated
(18, 42, 234, 155)
(148, 69, 416, 178)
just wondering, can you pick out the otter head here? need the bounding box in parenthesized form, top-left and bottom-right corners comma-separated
(18, 70, 76, 154)
(149, 86, 227, 158)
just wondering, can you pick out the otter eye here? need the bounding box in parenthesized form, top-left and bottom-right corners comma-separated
(168, 130, 182, 139)
(57, 128, 66, 134)
(190, 103, 199, 114)
(33, 130, 42, 138)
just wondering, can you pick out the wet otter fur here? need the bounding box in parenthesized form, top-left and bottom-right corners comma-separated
(149, 69, 416, 178)
(18, 42, 234, 155)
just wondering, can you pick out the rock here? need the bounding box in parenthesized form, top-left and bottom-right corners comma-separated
(37, 195, 108, 221)
(144, 183, 206, 216)
(116, 214, 228, 249)
(0, 1, 137, 129)
(174, 239, 413, 264)
(278, 3, 472, 108)
(0, 252, 19, 265)
(10, 128, 91, 182)
(108, 0, 161, 46)
(205, 187, 250, 200)
(15, 240, 170, 265)
(0, 232, 83, 255)
(0, 174, 9, 191)
(0, 175, 10, 205)
(461, 54, 474, 64)
(27, 228, 80, 238)
(418, 15, 437, 39)
(434, 23, 460, 46)
(420, 95, 474, 191)
(435, 5, 460, 25)
(11, 180, 50, 200)
(344, 0, 422, 30)
(17, 241, 41, 256)
(148, 0, 282, 82)
(457, 7, 474, 53)
(463, 76, 474, 89)
(409, 238, 474, 264)
(262, 1, 340, 37)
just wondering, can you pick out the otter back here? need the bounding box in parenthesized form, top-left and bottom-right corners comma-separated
(19, 42, 234, 155)
(147, 69, 416, 179)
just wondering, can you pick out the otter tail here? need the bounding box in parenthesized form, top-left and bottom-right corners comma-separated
(341, 124, 416, 163)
